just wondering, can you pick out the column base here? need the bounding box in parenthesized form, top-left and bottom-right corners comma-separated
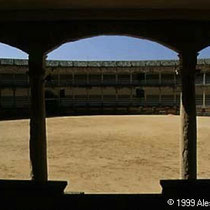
(0, 179, 67, 195)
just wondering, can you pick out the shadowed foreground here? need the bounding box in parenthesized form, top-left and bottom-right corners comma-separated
(0, 115, 210, 193)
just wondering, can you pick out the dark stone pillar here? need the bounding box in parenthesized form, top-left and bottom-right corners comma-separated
(179, 50, 198, 180)
(28, 50, 48, 182)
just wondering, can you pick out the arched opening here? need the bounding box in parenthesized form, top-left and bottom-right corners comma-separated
(46, 35, 183, 193)
(0, 43, 30, 181)
(1, 34, 209, 193)
(48, 36, 177, 61)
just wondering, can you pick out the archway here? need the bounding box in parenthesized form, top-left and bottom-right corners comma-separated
(48, 35, 177, 61)
(46, 35, 185, 193)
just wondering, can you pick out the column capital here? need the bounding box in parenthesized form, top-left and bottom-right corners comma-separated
(178, 49, 199, 57)
(178, 50, 198, 63)
(178, 50, 198, 76)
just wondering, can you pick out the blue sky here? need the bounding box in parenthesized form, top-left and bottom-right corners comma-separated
(0, 35, 209, 60)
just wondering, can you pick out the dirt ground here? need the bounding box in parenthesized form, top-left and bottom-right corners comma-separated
(0, 115, 210, 193)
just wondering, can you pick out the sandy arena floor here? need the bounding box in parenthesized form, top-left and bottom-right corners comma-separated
(0, 115, 210, 193)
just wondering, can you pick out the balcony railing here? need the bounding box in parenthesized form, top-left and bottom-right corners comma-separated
(31, 78, 209, 87)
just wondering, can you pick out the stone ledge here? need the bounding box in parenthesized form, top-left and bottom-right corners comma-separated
(0, 179, 67, 195)
(160, 179, 210, 196)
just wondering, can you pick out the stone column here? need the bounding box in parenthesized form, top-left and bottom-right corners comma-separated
(28, 50, 48, 182)
(179, 50, 198, 180)
(203, 72, 206, 86)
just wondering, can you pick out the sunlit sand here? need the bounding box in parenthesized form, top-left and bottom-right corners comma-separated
(0, 115, 209, 193)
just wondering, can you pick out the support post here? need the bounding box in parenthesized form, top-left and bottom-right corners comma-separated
(179, 50, 198, 180)
(28, 50, 48, 182)
(203, 72, 206, 86)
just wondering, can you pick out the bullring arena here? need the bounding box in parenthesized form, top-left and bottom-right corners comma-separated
(1, 58, 210, 194)
(1, 115, 210, 193)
